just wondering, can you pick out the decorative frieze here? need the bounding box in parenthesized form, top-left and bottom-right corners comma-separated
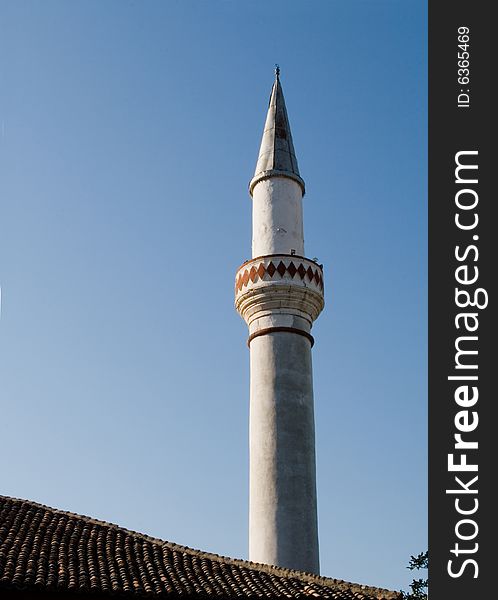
(235, 254, 324, 293)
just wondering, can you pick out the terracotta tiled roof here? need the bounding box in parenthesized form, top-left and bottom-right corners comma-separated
(0, 496, 400, 599)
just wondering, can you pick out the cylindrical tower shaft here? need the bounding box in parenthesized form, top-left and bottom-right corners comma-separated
(235, 70, 324, 575)
(249, 332, 319, 572)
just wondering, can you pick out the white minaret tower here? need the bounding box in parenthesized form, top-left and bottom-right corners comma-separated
(235, 68, 324, 574)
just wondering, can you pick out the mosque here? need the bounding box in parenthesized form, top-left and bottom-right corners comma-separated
(0, 70, 400, 600)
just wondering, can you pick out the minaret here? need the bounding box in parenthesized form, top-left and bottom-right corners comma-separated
(235, 68, 324, 574)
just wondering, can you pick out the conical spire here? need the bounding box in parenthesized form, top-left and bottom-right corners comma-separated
(249, 68, 305, 196)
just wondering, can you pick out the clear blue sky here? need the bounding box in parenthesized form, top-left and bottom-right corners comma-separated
(0, 0, 427, 592)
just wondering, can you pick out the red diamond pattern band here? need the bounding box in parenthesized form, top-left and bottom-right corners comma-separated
(236, 260, 324, 292)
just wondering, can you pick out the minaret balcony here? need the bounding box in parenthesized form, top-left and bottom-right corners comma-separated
(235, 254, 325, 327)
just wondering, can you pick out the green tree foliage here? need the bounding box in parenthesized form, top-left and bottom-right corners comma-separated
(400, 551, 428, 599)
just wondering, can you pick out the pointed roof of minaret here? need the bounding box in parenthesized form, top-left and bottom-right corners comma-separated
(249, 67, 305, 196)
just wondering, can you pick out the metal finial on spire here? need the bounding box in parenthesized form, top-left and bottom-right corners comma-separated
(274, 64, 280, 78)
